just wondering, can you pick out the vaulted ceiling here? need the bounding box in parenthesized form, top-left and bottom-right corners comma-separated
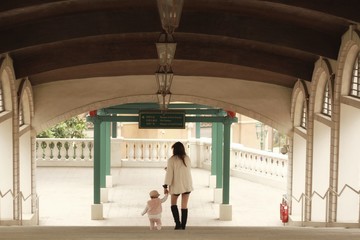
(1, 0, 359, 132)
(2, 0, 358, 87)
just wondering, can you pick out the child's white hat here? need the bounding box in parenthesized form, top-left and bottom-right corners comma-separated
(149, 190, 160, 198)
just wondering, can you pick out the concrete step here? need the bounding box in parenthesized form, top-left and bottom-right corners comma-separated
(0, 226, 359, 240)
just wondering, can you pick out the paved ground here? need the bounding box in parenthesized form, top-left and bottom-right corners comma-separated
(1, 167, 359, 240)
(35, 167, 285, 227)
(1, 226, 360, 240)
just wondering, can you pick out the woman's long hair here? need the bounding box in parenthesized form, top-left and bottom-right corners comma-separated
(172, 141, 187, 166)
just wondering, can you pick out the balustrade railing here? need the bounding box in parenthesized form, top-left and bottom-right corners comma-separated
(36, 138, 94, 166)
(231, 143, 287, 181)
(290, 184, 360, 226)
(36, 138, 287, 185)
(0, 189, 39, 225)
(123, 139, 189, 162)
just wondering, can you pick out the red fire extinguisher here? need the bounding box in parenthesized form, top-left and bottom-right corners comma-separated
(280, 196, 288, 224)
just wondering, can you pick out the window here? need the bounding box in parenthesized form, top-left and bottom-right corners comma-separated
(300, 101, 307, 129)
(350, 52, 360, 98)
(19, 102, 24, 126)
(0, 80, 4, 112)
(322, 80, 332, 116)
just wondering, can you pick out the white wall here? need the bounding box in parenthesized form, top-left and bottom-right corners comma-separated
(291, 132, 307, 219)
(20, 130, 32, 214)
(337, 103, 360, 222)
(311, 120, 331, 222)
(0, 118, 13, 219)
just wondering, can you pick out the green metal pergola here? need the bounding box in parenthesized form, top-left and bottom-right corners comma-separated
(86, 103, 237, 216)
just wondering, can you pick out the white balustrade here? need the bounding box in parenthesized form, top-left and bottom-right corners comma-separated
(36, 138, 94, 166)
(231, 143, 287, 186)
(35, 138, 287, 186)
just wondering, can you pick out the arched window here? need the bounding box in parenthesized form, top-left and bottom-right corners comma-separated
(19, 101, 24, 126)
(300, 100, 307, 129)
(350, 52, 360, 98)
(0, 79, 4, 112)
(321, 80, 332, 116)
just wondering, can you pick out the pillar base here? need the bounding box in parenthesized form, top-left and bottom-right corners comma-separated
(209, 175, 216, 188)
(106, 175, 113, 188)
(219, 204, 232, 221)
(214, 188, 223, 203)
(101, 188, 109, 203)
(91, 204, 103, 220)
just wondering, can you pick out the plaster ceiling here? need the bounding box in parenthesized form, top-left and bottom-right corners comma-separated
(1, 0, 359, 132)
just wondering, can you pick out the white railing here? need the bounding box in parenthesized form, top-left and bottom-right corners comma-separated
(0, 189, 39, 225)
(119, 139, 190, 167)
(36, 138, 94, 166)
(290, 184, 360, 227)
(36, 138, 287, 186)
(123, 139, 189, 162)
(231, 143, 287, 181)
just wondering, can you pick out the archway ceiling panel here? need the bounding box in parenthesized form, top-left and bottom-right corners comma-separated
(0, 0, 356, 88)
(1, 0, 359, 133)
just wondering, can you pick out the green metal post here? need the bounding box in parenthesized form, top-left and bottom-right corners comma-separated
(211, 123, 217, 176)
(222, 118, 231, 204)
(196, 122, 201, 139)
(93, 118, 101, 204)
(100, 121, 107, 188)
(216, 122, 223, 188)
(105, 122, 111, 176)
(111, 120, 117, 138)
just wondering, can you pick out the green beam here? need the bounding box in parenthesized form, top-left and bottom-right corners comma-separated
(186, 116, 233, 123)
(103, 108, 222, 115)
(87, 116, 138, 123)
(108, 103, 214, 110)
(222, 118, 232, 204)
(88, 115, 238, 124)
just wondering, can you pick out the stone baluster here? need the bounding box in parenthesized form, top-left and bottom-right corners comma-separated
(60, 141, 68, 161)
(151, 142, 158, 161)
(143, 142, 150, 161)
(128, 142, 135, 161)
(135, 142, 142, 161)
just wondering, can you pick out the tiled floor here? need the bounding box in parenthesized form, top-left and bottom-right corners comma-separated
(36, 167, 285, 227)
(2, 167, 359, 240)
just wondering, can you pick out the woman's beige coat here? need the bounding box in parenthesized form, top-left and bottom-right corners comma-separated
(164, 155, 193, 194)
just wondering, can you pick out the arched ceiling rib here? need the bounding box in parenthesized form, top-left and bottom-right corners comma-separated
(0, 0, 358, 87)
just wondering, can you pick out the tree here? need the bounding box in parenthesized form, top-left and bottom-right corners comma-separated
(37, 116, 88, 138)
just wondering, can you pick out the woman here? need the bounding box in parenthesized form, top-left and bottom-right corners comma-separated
(163, 141, 193, 230)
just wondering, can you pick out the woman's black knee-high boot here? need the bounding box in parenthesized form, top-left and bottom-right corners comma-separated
(170, 205, 182, 229)
(181, 208, 188, 229)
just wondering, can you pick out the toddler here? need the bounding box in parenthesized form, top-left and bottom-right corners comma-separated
(141, 190, 168, 230)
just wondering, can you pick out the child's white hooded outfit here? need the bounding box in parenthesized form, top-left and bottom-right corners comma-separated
(141, 190, 168, 230)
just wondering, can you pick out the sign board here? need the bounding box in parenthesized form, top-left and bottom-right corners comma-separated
(139, 111, 185, 129)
